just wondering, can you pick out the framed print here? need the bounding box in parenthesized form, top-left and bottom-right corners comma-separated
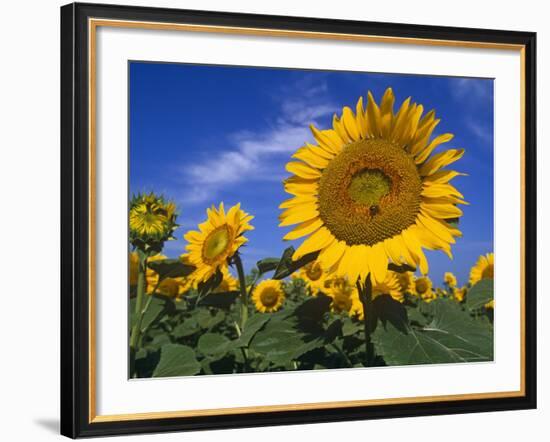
(60, 2, 537, 438)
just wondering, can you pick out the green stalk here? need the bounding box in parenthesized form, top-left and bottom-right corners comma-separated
(130, 256, 147, 351)
(357, 274, 375, 367)
(233, 253, 249, 331)
(233, 253, 250, 371)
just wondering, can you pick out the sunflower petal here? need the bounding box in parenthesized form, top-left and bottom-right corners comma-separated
(286, 161, 321, 179)
(414, 133, 454, 164)
(293, 227, 334, 259)
(419, 148, 465, 176)
(283, 218, 323, 241)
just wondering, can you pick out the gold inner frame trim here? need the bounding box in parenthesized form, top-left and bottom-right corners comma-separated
(88, 17, 527, 424)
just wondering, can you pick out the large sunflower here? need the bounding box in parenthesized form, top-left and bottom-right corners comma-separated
(280, 88, 466, 285)
(184, 202, 254, 284)
(252, 279, 285, 313)
(469, 252, 494, 286)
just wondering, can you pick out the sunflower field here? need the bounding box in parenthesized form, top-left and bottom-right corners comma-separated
(129, 88, 495, 378)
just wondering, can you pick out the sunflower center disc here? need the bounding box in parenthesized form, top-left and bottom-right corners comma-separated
(203, 226, 231, 261)
(318, 138, 422, 246)
(305, 262, 323, 281)
(415, 279, 428, 294)
(260, 288, 279, 307)
(348, 169, 392, 206)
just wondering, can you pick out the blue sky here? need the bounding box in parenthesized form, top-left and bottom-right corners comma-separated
(129, 62, 494, 287)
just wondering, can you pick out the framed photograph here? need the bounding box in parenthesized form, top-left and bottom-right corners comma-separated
(60, 2, 537, 438)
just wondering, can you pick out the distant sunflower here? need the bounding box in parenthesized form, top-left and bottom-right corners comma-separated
(325, 277, 358, 315)
(280, 88, 466, 285)
(444, 272, 457, 288)
(469, 253, 494, 286)
(212, 267, 239, 293)
(453, 286, 468, 302)
(394, 271, 414, 295)
(184, 202, 254, 284)
(252, 279, 285, 313)
(129, 193, 177, 250)
(411, 275, 436, 302)
(298, 261, 328, 295)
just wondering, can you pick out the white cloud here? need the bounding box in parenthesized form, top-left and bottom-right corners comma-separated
(452, 78, 492, 101)
(177, 80, 337, 206)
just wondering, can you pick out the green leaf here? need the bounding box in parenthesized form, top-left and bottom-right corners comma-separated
(195, 309, 225, 330)
(372, 294, 408, 334)
(197, 268, 223, 296)
(171, 318, 199, 338)
(372, 298, 493, 365)
(198, 333, 231, 359)
(141, 296, 166, 332)
(198, 291, 240, 309)
(466, 279, 494, 311)
(387, 263, 416, 273)
(272, 247, 319, 280)
(233, 314, 271, 348)
(152, 344, 201, 377)
(256, 258, 280, 275)
(342, 318, 362, 337)
(147, 258, 195, 281)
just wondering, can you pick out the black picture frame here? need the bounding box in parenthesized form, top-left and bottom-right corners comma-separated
(61, 2, 537, 438)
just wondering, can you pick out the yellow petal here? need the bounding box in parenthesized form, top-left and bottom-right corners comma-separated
(401, 227, 429, 275)
(390, 97, 411, 143)
(366, 91, 382, 137)
(421, 183, 464, 199)
(279, 195, 317, 209)
(421, 203, 463, 219)
(369, 242, 388, 285)
(293, 227, 335, 259)
(342, 107, 360, 141)
(310, 125, 344, 154)
(283, 218, 323, 241)
(292, 147, 330, 169)
(355, 96, 368, 138)
(414, 133, 454, 164)
(332, 115, 351, 144)
(338, 247, 361, 283)
(417, 213, 455, 244)
(419, 148, 465, 176)
(318, 240, 347, 270)
(423, 169, 466, 184)
(284, 178, 318, 197)
(279, 203, 319, 226)
(286, 161, 321, 179)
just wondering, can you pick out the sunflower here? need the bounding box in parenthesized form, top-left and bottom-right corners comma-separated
(280, 88, 466, 285)
(325, 277, 359, 316)
(469, 253, 494, 286)
(394, 271, 414, 295)
(252, 279, 285, 313)
(453, 286, 468, 302)
(411, 275, 436, 302)
(444, 272, 457, 288)
(129, 192, 177, 251)
(184, 202, 254, 284)
(212, 267, 239, 293)
(298, 261, 328, 295)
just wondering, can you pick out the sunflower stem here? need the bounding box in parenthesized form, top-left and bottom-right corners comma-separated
(130, 254, 147, 376)
(357, 274, 375, 367)
(233, 253, 250, 371)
